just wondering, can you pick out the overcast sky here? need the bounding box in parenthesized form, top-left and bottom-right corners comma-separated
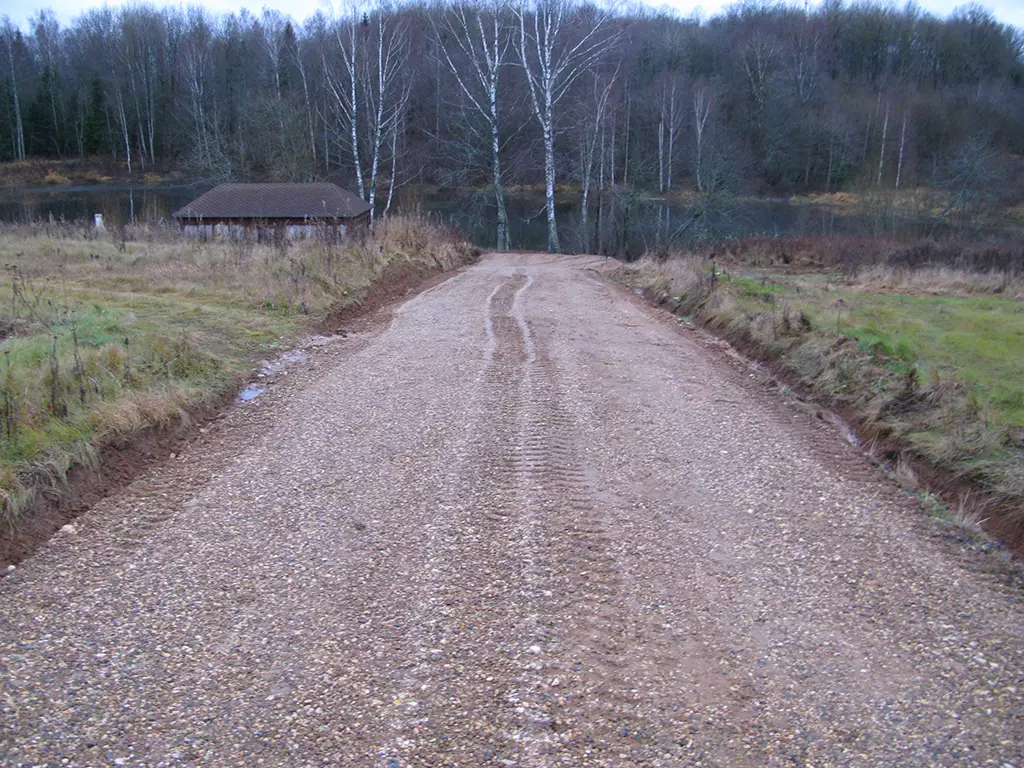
(4, 0, 1023, 32)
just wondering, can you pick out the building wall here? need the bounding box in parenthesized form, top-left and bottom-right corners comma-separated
(180, 220, 353, 242)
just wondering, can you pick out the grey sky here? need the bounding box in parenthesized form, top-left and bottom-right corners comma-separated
(5, 0, 1023, 31)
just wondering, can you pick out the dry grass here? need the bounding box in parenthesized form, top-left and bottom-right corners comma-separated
(850, 264, 1024, 299)
(0, 158, 183, 190)
(41, 171, 71, 186)
(693, 234, 1024, 276)
(0, 216, 477, 527)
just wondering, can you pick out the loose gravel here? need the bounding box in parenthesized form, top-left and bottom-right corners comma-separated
(1, 253, 1022, 767)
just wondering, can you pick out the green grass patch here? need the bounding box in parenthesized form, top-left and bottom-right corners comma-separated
(786, 290, 1024, 430)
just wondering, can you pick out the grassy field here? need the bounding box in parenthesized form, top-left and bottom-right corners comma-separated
(0, 217, 476, 525)
(624, 248, 1024, 540)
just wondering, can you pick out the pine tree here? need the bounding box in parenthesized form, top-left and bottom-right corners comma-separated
(0, 78, 14, 161)
(83, 75, 107, 156)
(26, 66, 61, 157)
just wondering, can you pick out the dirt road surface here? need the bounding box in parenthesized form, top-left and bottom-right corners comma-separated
(1, 253, 1022, 767)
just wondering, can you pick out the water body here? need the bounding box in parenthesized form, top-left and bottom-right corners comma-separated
(0, 182, 964, 256)
(0, 184, 208, 229)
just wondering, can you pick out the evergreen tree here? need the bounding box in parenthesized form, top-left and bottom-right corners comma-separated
(25, 66, 61, 157)
(0, 78, 13, 161)
(83, 75, 107, 156)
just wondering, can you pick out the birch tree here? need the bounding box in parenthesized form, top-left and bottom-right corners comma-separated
(362, 6, 410, 222)
(877, 97, 889, 187)
(657, 72, 683, 193)
(740, 31, 775, 118)
(692, 82, 711, 195)
(118, 7, 162, 166)
(324, 10, 364, 198)
(436, 2, 513, 249)
(895, 109, 909, 189)
(181, 10, 214, 173)
(578, 64, 617, 248)
(516, 0, 615, 252)
(1, 19, 26, 160)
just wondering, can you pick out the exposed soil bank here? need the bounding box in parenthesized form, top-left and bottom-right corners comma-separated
(0, 394, 233, 567)
(0, 257, 474, 569)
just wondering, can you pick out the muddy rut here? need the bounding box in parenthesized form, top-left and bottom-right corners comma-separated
(1, 253, 1022, 767)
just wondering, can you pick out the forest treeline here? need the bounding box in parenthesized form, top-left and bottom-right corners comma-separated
(1, 0, 1022, 248)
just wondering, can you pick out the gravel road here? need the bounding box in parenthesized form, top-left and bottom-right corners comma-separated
(1, 252, 1022, 767)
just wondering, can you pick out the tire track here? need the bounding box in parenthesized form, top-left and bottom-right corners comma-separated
(501, 271, 658, 765)
(378, 271, 534, 766)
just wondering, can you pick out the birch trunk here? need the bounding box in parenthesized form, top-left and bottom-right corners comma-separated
(622, 85, 630, 185)
(693, 86, 711, 195)
(347, 24, 365, 199)
(667, 84, 676, 191)
(384, 122, 398, 215)
(493, 118, 509, 249)
(658, 97, 665, 194)
(368, 22, 387, 222)
(114, 82, 132, 172)
(543, 93, 559, 252)
(581, 67, 616, 250)
(364, 9, 409, 222)
(896, 112, 908, 190)
(609, 115, 615, 186)
(146, 68, 156, 164)
(325, 17, 365, 198)
(5, 37, 25, 160)
(296, 53, 317, 171)
(877, 101, 889, 188)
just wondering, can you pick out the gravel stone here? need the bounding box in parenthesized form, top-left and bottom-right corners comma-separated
(1, 253, 1022, 767)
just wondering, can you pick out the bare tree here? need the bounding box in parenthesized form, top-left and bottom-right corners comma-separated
(692, 81, 712, 195)
(362, 5, 410, 222)
(657, 72, 683, 193)
(436, 2, 513, 249)
(180, 9, 216, 174)
(118, 7, 163, 166)
(261, 10, 288, 107)
(578, 63, 618, 249)
(895, 109, 909, 190)
(293, 22, 320, 172)
(877, 96, 889, 187)
(1, 18, 26, 160)
(3, 0, 1024, 232)
(516, 0, 615, 252)
(740, 31, 776, 117)
(324, 3, 364, 197)
(929, 138, 1003, 233)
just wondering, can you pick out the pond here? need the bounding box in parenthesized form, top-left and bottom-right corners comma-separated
(0, 182, 969, 257)
(0, 184, 207, 230)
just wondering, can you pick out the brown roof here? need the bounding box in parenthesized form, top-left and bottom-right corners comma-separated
(172, 183, 371, 220)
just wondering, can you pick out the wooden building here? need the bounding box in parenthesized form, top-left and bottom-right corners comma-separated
(173, 183, 371, 241)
